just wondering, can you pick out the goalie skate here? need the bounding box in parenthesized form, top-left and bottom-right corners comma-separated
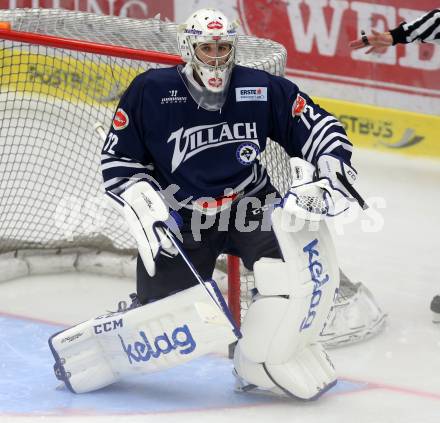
(233, 368, 285, 397)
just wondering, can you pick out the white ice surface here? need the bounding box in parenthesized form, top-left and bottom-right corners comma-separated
(0, 149, 439, 422)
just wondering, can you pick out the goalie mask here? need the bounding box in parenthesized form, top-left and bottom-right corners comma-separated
(177, 8, 238, 111)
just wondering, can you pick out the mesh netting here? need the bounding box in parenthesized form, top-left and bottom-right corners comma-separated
(296, 194, 328, 215)
(0, 8, 290, 257)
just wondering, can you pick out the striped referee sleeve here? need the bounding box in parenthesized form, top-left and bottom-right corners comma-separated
(390, 9, 440, 45)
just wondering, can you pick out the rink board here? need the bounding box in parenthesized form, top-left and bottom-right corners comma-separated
(316, 97, 440, 159)
(0, 314, 365, 416)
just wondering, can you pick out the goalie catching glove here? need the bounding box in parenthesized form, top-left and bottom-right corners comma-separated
(107, 181, 181, 276)
(284, 154, 361, 219)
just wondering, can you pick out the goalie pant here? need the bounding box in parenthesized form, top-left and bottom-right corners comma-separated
(136, 181, 282, 304)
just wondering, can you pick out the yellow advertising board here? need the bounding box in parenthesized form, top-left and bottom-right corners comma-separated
(1, 48, 438, 160)
(0, 49, 139, 106)
(315, 97, 440, 159)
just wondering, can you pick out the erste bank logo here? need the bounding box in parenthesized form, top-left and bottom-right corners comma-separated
(236, 87, 267, 102)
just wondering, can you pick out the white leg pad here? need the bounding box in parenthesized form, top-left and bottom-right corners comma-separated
(234, 207, 339, 400)
(49, 284, 237, 393)
(265, 344, 336, 399)
(234, 348, 275, 390)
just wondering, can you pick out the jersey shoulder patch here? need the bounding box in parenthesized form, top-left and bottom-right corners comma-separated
(292, 93, 307, 117)
(112, 108, 129, 130)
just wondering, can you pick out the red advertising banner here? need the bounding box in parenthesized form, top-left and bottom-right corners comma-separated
(237, 0, 440, 98)
(0, 0, 174, 20)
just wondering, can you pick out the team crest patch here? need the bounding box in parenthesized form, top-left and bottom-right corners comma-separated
(292, 94, 307, 116)
(236, 142, 259, 165)
(112, 108, 129, 130)
(236, 87, 267, 102)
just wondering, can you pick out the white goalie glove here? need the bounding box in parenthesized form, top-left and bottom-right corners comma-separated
(316, 154, 361, 214)
(107, 181, 179, 276)
(284, 154, 361, 219)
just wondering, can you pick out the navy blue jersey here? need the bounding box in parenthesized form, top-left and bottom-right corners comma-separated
(101, 65, 352, 210)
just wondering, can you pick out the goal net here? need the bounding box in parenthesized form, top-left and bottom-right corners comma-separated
(0, 8, 385, 347)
